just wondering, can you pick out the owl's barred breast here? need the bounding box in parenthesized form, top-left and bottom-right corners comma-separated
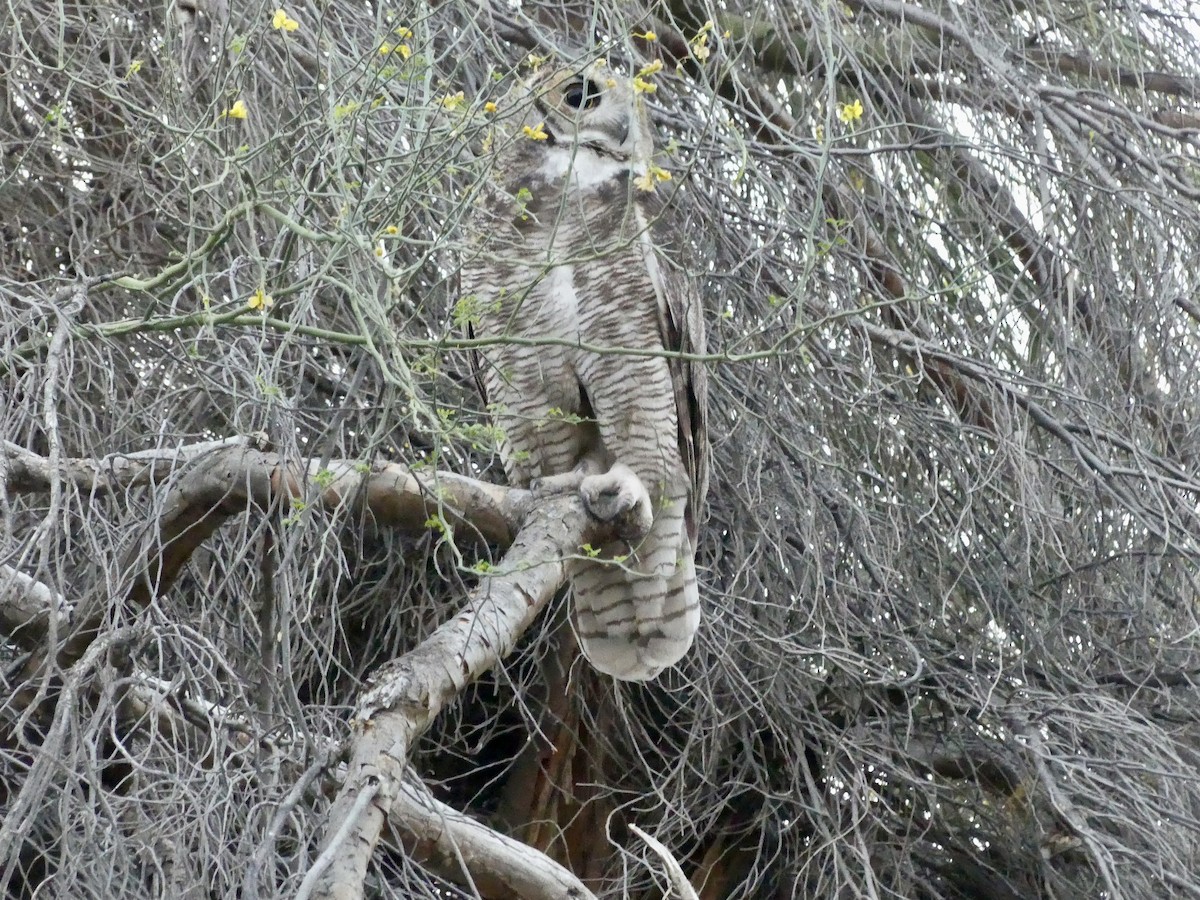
(468, 164, 680, 490)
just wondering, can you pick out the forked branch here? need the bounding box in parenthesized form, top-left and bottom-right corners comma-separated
(2, 441, 601, 899)
(303, 490, 596, 900)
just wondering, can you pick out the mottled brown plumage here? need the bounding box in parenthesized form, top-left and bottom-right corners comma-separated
(462, 62, 708, 680)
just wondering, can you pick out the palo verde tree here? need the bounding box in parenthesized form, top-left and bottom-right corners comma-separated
(3, 1, 1200, 898)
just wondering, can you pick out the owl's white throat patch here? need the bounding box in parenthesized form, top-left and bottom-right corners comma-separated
(539, 145, 628, 192)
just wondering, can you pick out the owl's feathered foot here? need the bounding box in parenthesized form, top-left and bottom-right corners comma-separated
(528, 455, 604, 497)
(580, 464, 654, 544)
(529, 462, 653, 543)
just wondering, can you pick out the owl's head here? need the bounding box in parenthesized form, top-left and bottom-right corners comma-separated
(514, 62, 651, 163)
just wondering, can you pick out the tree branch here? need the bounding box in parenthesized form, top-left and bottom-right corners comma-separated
(0, 563, 72, 651)
(630, 824, 701, 900)
(2, 442, 599, 898)
(390, 779, 596, 900)
(1026, 48, 1200, 99)
(28, 443, 526, 667)
(2, 434, 265, 494)
(307, 491, 596, 900)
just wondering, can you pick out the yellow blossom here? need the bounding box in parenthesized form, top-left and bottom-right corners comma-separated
(221, 99, 248, 120)
(379, 42, 393, 55)
(247, 289, 273, 311)
(272, 8, 299, 32)
(397, 44, 412, 59)
(632, 76, 657, 94)
(394, 26, 413, 39)
(636, 30, 657, 42)
(125, 59, 143, 78)
(638, 59, 664, 77)
(634, 163, 672, 192)
(838, 98, 864, 123)
(484, 101, 498, 114)
(691, 35, 711, 62)
(385, 225, 399, 235)
(522, 121, 549, 141)
(441, 91, 465, 110)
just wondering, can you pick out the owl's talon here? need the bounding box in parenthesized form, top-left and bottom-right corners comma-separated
(580, 465, 653, 543)
(530, 471, 586, 497)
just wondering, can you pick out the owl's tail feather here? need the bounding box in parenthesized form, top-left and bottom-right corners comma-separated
(572, 498, 699, 681)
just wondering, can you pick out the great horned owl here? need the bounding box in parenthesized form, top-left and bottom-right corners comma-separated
(461, 61, 708, 681)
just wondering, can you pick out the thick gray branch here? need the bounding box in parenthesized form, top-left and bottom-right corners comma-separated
(391, 780, 595, 899)
(0, 563, 72, 651)
(4, 443, 528, 666)
(1, 443, 594, 898)
(630, 825, 701, 900)
(1, 435, 263, 493)
(307, 491, 595, 900)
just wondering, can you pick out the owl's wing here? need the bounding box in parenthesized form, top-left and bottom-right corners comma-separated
(461, 194, 507, 415)
(467, 323, 488, 405)
(654, 248, 709, 545)
(459, 249, 491, 409)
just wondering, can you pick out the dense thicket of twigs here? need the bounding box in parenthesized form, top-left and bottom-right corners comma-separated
(4, 0, 1200, 897)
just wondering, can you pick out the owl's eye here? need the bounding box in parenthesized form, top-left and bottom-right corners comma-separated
(563, 79, 602, 111)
